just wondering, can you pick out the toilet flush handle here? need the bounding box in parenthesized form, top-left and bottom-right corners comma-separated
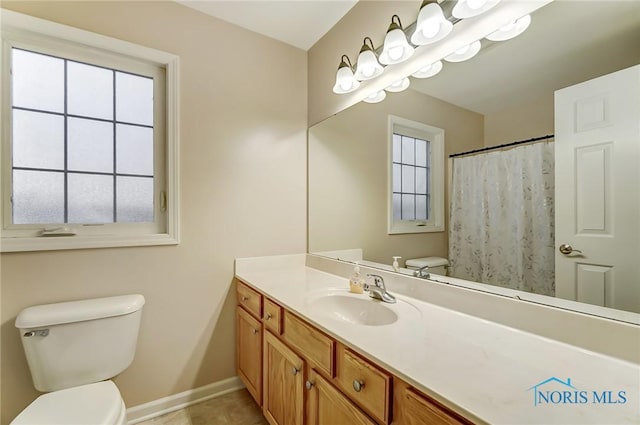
(24, 329, 49, 337)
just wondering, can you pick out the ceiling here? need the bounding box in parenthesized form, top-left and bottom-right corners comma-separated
(411, 1, 640, 114)
(176, 0, 358, 50)
(175, 1, 639, 115)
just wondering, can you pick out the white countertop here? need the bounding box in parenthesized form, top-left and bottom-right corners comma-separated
(235, 254, 640, 425)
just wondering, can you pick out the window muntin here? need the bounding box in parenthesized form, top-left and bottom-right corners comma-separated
(388, 116, 444, 234)
(10, 48, 155, 225)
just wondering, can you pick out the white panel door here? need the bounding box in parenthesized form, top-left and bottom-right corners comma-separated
(555, 65, 640, 313)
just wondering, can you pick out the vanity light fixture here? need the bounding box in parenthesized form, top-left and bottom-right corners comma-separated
(379, 15, 414, 65)
(363, 90, 386, 103)
(485, 14, 531, 41)
(411, 60, 444, 78)
(410, 0, 453, 46)
(354, 37, 384, 81)
(332, 55, 360, 94)
(452, 0, 501, 19)
(444, 40, 482, 62)
(385, 77, 411, 93)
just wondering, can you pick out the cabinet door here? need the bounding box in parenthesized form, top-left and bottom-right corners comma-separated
(307, 369, 376, 425)
(237, 306, 262, 404)
(263, 331, 305, 425)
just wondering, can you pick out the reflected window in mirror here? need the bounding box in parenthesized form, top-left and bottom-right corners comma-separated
(388, 116, 444, 234)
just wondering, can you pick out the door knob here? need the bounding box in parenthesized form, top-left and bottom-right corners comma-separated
(559, 244, 582, 255)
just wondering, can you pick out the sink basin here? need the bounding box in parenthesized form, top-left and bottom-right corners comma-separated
(309, 294, 398, 326)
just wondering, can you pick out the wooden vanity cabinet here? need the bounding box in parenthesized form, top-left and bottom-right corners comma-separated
(236, 306, 262, 404)
(306, 369, 376, 425)
(263, 331, 305, 425)
(235, 279, 472, 425)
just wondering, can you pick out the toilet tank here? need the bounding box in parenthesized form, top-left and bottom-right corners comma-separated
(15, 294, 145, 392)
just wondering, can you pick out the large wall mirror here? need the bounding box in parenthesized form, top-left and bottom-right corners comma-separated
(308, 1, 640, 322)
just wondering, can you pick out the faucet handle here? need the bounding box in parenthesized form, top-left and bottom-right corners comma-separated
(366, 274, 385, 288)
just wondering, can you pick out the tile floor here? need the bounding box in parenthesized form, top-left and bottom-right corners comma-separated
(135, 389, 268, 425)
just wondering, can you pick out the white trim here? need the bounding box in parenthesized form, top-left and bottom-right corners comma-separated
(126, 376, 245, 424)
(387, 115, 445, 234)
(0, 10, 181, 252)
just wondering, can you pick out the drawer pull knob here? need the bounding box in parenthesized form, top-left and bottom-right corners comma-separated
(291, 367, 299, 376)
(305, 380, 314, 390)
(353, 380, 365, 392)
(266, 313, 272, 320)
(252, 328, 259, 335)
(241, 296, 249, 301)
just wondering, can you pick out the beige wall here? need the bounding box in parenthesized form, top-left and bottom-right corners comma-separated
(309, 89, 483, 266)
(0, 2, 307, 423)
(308, 1, 418, 126)
(484, 93, 554, 147)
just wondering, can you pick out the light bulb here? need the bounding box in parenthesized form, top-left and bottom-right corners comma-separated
(421, 19, 439, 39)
(388, 46, 404, 61)
(362, 65, 374, 78)
(340, 80, 352, 91)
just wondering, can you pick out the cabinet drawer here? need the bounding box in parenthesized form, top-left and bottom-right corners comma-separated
(237, 281, 262, 319)
(394, 379, 471, 425)
(336, 344, 391, 424)
(263, 298, 283, 334)
(283, 311, 335, 377)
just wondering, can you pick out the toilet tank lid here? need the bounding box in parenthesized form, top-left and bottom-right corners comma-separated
(15, 294, 145, 329)
(405, 257, 449, 268)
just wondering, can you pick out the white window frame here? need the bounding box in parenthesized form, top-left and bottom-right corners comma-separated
(388, 115, 444, 234)
(1, 10, 180, 252)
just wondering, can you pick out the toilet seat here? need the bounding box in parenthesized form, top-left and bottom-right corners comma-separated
(11, 380, 124, 425)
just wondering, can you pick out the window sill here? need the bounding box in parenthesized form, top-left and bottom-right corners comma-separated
(1, 233, 179, 253)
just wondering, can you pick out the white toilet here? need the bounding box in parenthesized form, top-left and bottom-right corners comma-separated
(11, 294, 145, 425)
(405, 256, 450, 276)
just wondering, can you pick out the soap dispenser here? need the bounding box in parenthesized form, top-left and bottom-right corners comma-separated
(349, 262, 364, 294)
(392, 256, 401, 272)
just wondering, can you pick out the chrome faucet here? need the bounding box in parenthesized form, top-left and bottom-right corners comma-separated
(413, 265, 430, 279)
(365, 274, 396, 304)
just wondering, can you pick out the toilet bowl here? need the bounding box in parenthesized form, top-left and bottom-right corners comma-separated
(11, 295, 145, 425)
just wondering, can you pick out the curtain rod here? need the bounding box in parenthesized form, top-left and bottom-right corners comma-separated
(449, 134, 554, 158)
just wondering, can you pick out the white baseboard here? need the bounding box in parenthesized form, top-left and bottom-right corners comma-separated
(126, 376, 245, 424)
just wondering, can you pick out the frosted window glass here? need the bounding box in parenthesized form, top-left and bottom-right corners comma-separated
(67, 173, 113, 224)
(13, 170, 64, 224)
(116, 72, 153, 126)
(68, 118, 113, 173)
(402, 195, 415, 220)
(392, 134, 401, 163)
(393, 194, 402, 222)
(117, 176, 153, 222)
(116, 124, 153, 175)
(12, 49, 64, 112)
(401, 136, 415, 165)
(13, 110, 64, 170)
(392, 164, 401, 193)
(402, 165, 414, 193)
(416, 195, 428, 220)
(416, 139, 428, 167)
(416, 167, 427, 194)
(67, 61, 113, 120)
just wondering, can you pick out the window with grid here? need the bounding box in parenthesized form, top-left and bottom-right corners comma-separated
(1, 10, 180, 252)
(388, 116, 444, 234)
(11, 48, 155, 225)
(392, 133, 430, 222)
